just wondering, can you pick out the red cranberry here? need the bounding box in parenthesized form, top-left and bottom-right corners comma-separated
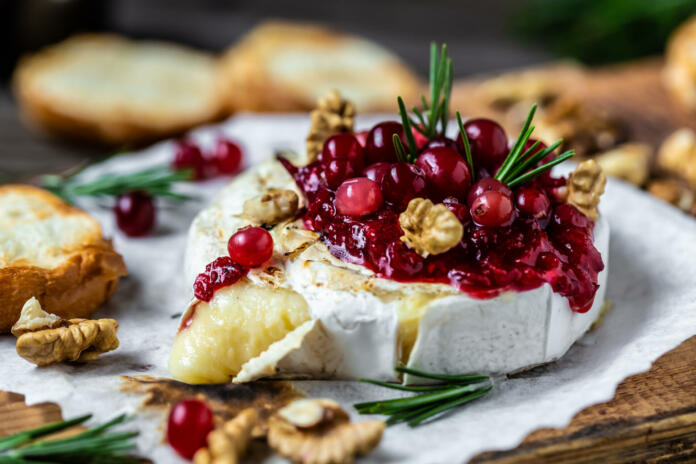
(365, 121, 404, 164)
(381, 162, 427, 209)
(363, 162, 392, 185)
(458, 119, 508, 171)
(335, 177, 383, 217)
(320, 133, 365, 169)
(212, 138, 243, 175)
(193, 256, 246, 302)
(114, 190, 155, 237)
(379, 242, 424, 279)
(552, 203, 592, 229)
(515, 187, 551, 219)
(466, 178, 512, 207)
(423, 136, 458, 151)
(173, 141, 206, 180)
(324, 159, 360, 189)
(167, 398, 214, 459)
(411, 125, 430, 149)
(355, 129, 369, 147)
(470, 190, 514, 227)
(443, 197, 471, 225)
(416, 147, 472, 202)
(227, 226, 274, 267)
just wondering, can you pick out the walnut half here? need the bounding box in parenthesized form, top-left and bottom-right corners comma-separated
(268, 398, 385, 464)
(399, 198, 463, 257)
(243, 189, 299, 226)
(567, 159, 607, 221)
(12, 298, 119, 366)
(305, 90, 355, 162)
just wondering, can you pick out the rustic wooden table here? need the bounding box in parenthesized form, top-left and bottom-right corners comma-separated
(1, 59, 695, 463)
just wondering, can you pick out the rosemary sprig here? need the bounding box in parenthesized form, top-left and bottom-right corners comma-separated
(393, 42, 454, 162)
(355, 366, 493, 427)
(493, 105, 574, 186)
(0, 414, 139, 463)
(43, 166, 192, 204)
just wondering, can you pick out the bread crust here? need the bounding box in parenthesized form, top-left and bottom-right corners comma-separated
(221, 21, 422, 113)
(12, 34, 227, 145)
(0, 185, 127, 332)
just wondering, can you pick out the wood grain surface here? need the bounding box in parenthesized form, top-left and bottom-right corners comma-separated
(1, 59, 695, 463)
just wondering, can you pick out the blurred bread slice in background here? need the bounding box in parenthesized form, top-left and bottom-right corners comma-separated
(221, 21, 422, 113)
(13, 34, 226, 145)
(0, 185, 127, 333)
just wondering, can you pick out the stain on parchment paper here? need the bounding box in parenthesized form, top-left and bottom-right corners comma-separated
(120, 375, 302, 438)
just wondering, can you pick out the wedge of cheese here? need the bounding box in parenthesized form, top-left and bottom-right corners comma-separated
(170, 160, 609, 384)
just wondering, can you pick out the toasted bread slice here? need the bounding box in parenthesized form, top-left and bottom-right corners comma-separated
(221, 21, 422, 113)
(13, 34, 226, 145)
(0, 185, 127, 333)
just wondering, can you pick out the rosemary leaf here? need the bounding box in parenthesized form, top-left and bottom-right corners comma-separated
(359, 378, 453, 393)
(502, 139, 562, 184)
(507, 150, 574, 187)
(396, 366, 489, 384)
(397, 97, 419, 159)
(456, 112, 475, 179)
(392, 134, 409, 163)
(0, 415, 91, 452)
(356, 385, 477, 414)
(408, 386, 493, 426)
(495, 104, 538, 181)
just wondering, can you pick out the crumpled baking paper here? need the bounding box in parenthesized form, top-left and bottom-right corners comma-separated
(1, 114, 696, 464)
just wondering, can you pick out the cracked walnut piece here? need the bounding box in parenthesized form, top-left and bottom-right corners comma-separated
(567, 159, 607, 221)
(306, 90, 355, 162)
(194, 408, 258, 464)
(12, 297, 119, 366)
(595, 143, 652, 187)
(268, 398, 385, 464)
(399, 198, 463, 257)
(658, 128, 696, 190)
(243, 189, 299, 226)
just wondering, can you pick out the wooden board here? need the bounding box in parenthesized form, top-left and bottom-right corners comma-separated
(2, 59, 696, 463)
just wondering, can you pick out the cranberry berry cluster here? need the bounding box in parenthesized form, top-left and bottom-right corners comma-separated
(115, 136, 243, 236)
(281, 44, 603, 311)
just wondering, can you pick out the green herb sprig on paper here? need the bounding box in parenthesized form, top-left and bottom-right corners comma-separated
(43, 166, 192, 204)
(0, 414, 139, 463)
(355, 366, 493, 427)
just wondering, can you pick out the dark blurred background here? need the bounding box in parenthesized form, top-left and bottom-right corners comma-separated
(4, 0, 696, 79)
(2, 0, 695, 178)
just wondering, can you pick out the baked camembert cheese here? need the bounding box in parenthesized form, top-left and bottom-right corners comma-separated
(170, 48, 609, 386)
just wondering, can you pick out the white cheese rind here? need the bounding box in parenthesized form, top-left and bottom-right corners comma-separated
(179, 160, 611, 383)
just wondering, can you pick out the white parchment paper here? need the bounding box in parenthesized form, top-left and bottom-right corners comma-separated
(2, 114, 696, 463)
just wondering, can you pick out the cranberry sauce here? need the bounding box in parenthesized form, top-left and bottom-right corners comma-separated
(281, 157, 604, 313)
(193, 256, 248, 302)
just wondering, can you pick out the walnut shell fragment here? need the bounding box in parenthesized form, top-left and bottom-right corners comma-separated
(194, 408, 258, 464)
(305, 90, 355, 162)
(243, 189, 299, 226)
(567, 159, 607, 221)
(268, 398, 385, 464)
(399, 198, 463, 257)
(13, 298, 119, 366)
